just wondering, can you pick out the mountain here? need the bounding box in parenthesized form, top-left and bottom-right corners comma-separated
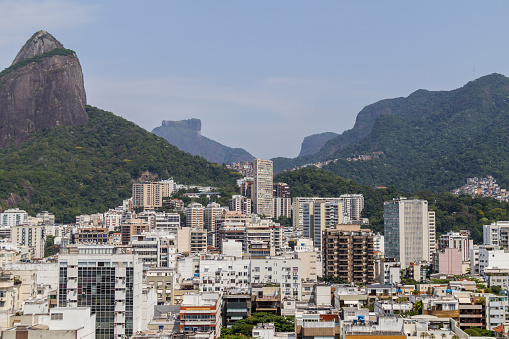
(298, 132, 338, 157)
(0, 31, 88, 148)
(274, 74, 509, 192)
(0, 32, 240, 222)
(152, 119, 255, 164)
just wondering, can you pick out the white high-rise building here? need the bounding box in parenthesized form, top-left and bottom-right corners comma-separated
(58, 245, 143, 339)
(302, 199, 345, 252)
(229, 195, 252, 215)
(384, 197, 435, 268)
(339, 194, 365, 221)
(1, 208, 28, 227)
(253, 159, 274, 218)
(251, 257, 302, 299)
(483, 221, 509, 249)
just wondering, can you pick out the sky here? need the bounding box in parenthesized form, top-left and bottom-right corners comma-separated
(1, 1, 509, 159)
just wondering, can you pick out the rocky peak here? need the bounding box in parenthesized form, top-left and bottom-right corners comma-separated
(11, 30, 64, 65)
(0, 31, 88, 148)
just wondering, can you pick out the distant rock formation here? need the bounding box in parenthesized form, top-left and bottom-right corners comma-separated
(152, 118, 255, 164)
(0, 30, 88, 148)
(298, 132, 339, 157)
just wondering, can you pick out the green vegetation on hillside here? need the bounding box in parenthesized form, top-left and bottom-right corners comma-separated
(275, 167, 509, 243)
(0, 106, 240, 223)
(275, 74, 509, 192)
(0, 48, 76, 83)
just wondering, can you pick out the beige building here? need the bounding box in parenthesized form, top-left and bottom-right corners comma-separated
(132, 180, 175, 210)
(177, 227, 207, 254)
(11, 225, 45, 259)
(253, 159, 274, 218)
(146, 268, 177, 305)
(185, 202, 204, 229)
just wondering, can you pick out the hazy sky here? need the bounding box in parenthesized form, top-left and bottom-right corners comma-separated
(1, 1, 509, 159)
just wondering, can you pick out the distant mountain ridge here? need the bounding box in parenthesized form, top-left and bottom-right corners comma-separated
(152, 118, 255, 164)
(298, 132, 338, 157)
(274, 73, 509, 192)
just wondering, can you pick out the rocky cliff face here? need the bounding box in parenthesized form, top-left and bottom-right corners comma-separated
(298, 132, 338, 157)
(0, 30, 88, 148)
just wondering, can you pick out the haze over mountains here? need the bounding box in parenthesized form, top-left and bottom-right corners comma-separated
(152, 119, 254, 164)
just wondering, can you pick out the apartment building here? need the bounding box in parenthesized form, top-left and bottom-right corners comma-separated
(322, 224, 375, 285)
(132, 180, 175, 210)
(185, 202, 204, 230)
(438, 230, 472, 262)
(229, 195, 252, 215)
(384, 197, 435, 268)
(0, 208, 28, 227)
(58, 245, 143, 339)
(253, 159, 274, 218)
(199, 258, 251, 292)
(251, 257, 302, 299)
(11, 224, 45, 259)
(483, 221, 509, 249)
(180, 292, 222, 337)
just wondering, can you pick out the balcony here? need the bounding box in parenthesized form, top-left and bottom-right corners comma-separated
(115, 312, 125, 323)
(115, 301, 125, 312)
(115, 290, 126, 300)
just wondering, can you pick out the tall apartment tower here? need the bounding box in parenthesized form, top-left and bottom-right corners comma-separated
(58, 245, 143, 339)
(204, 202, 226, 247)
(339, 194, 365, 221)
(132, 180, 175, 210)
(253, 159, 274, 218)
(384, 197, 435, 268)
(185, 202, 204, 229)
(323, 224, 375, 285)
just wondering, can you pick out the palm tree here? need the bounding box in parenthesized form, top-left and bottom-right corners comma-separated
(441, 333, 446, 339)
(430, 333, 435, 339)
(452, 334, 460, 339)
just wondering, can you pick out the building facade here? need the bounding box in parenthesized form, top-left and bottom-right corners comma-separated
(253, 159, 274, 218)
(322, 224, 375, 285)
(58, 245, 143, 339)
(384, 197, 435, 268)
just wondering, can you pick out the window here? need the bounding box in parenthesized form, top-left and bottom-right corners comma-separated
(254, 267, 260, 272)
(51, 313, 63, 320)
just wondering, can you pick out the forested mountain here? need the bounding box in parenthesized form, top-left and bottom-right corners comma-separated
(0, 106, 240, 223)
(274, 74, 509, 192)
(275, 167, 509, 243)
(152, 119, 254, 164)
